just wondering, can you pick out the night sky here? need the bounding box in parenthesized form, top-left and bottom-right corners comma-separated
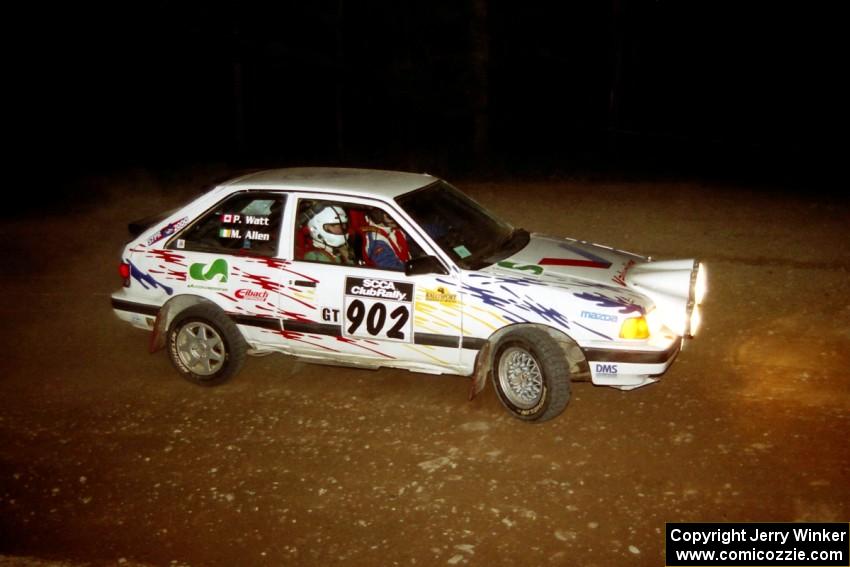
(15, 1, 842, 190)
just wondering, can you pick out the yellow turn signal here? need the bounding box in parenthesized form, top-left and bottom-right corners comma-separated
(619, 316, 650, 339)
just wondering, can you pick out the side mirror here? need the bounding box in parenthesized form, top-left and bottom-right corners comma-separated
(405, 255, 449, 276)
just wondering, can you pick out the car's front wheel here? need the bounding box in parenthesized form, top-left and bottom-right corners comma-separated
(492, 328, 571, 422)
(167, 304, 247, 386)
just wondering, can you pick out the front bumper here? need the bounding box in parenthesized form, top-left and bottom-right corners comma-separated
(582, 337, 682, 390)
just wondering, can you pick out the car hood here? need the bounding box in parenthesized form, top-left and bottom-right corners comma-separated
(480, 233, 702, 337)
(488, 233, 646, 287)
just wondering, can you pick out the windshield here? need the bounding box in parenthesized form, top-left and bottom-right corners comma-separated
(396, 181, 529, 270)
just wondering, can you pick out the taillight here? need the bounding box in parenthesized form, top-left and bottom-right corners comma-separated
(119, 262, 131, 287)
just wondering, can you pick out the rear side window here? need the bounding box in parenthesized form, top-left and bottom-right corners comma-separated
(170, 192, 286, 257)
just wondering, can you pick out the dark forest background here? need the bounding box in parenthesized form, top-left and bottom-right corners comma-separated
(12, 1, 843, 193)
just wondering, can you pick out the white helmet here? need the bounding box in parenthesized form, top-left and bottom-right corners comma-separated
(308, 205, 348, 248)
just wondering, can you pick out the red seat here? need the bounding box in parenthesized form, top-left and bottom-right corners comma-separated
(347, 208, 366, 235)
(294, 224, 310, 260)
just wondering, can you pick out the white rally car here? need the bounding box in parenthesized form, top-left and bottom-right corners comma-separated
(112, 168, 706, 422)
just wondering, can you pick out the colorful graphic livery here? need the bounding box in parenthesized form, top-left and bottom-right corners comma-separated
(112, 168, 707, 422)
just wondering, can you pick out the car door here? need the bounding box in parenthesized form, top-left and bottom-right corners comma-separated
(278, 194, 466, 374)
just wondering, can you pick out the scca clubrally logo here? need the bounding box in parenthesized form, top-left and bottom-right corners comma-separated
(188, 258, 229, 289)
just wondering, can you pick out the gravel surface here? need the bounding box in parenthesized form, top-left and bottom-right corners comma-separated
(1, 171, 848, 566)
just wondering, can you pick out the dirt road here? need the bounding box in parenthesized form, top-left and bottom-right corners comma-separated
(1, 171, 848, 566)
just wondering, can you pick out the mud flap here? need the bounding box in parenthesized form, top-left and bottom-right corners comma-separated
(468, 341, 492, 401)
(148, 312, 167, 353)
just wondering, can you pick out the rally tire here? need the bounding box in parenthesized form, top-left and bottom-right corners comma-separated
(491, 328, 571, 422)
(167, 304, 247, 386)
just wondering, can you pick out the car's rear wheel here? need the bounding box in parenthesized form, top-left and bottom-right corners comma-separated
(167, 304, 247, 386)
(492, 328, 571, 422)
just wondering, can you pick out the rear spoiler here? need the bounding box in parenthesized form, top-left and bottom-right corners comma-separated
(128, 208, 178, 237)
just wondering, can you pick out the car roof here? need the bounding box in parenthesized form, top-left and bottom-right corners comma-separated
(220, 167, 437, 200)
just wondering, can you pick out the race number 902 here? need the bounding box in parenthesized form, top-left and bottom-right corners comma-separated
(343, 277, 414, 343)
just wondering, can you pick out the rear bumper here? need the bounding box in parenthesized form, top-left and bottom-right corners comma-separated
(112, 296, 159, 330)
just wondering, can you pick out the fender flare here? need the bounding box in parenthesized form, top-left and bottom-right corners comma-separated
(468, 323, 589, 400)
(149, 295, 222, 353)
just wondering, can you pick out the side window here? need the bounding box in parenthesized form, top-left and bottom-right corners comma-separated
(171, 192, 286, 257)
(295, 199, 425, 270)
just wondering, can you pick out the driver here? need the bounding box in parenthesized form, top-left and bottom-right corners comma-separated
(359, 207, 410, 270)
(303, 204, 353, 264)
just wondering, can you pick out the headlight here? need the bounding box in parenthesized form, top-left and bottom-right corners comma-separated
(688, 304, 702, 337)
(684, 262, 706, 338)
(693, 262, 707, 305)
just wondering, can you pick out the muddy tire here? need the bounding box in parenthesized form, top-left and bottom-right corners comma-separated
(491, 328, 571, 422)
(167, 304, 247, 386)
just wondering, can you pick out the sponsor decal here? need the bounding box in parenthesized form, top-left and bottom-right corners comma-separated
(188, 258, 229, 290)
(146, 217, 189, 246)
(595, 363, 618, 375)
(425, 286, 459, 304)
(345, 277, 412, 302)
(581, 310, 618, 322)
(497, 261, 543, 276)
(235, 288, 269, 302)
(612, 259, 636, 286)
